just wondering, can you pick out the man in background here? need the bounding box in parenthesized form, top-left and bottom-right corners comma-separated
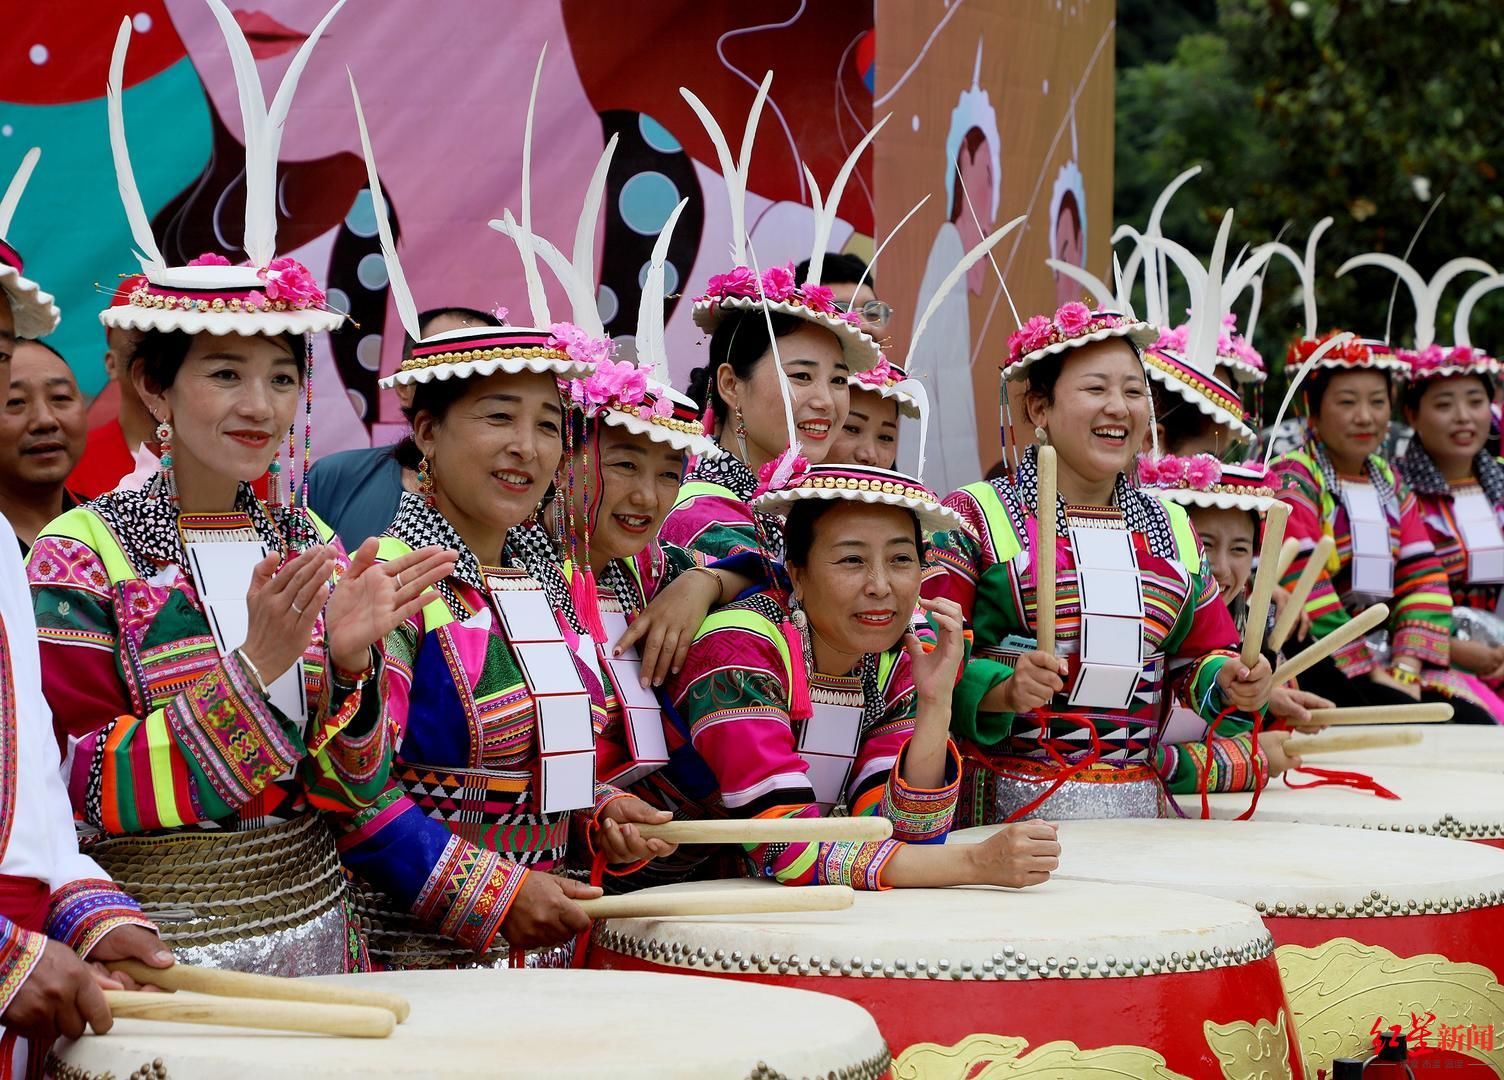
(0, 340, 86, 555)
(70, 279, 152, 499)
(308, 306, 500, 549)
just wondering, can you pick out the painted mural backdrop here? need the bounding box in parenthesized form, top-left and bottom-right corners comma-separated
(876, 0, 1115, 491)
(2, 0, 1109, 487)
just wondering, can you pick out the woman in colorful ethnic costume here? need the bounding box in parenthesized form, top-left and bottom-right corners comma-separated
(1396, 343, 1504, 716)
(334, 80, 678, 969)
(925, 303, 1273, 826)
(25, 9, 441, 976)
(1270, 334, 1495, 724)
(660, 76, 879, 562)
(645, 462, 1059, 890)
(1138, 459, 1331, 795)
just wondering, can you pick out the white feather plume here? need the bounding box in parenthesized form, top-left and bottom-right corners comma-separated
(516, 45, 552, 327)
(105, 19, 165, 269)
(1132, 165, 1201, 327)
(681, 72, 771, 267)
(902, 215, 1026, 374)
(848, 194, 929, 310)
(1454, 274, 1504, 349)
(570, 132, 620, 336)
(636, 199, 688, 371)
(203, 0, 344, 267)
(1263, 332, 1355, 467)
(348, 71, 421, 344)
(904, 378, 935, 479)
(1046, 259, 1118, 309)
(0, 147, 39, 243)
(803, 113, 889, 288)
(744, 235, 799, 451)
(1336, 253, 1495, 350)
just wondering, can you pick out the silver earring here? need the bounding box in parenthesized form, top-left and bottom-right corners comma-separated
(1034, 426, 1050, 446)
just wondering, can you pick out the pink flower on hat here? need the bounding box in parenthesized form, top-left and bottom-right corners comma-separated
(753, 446, 810, 498)
(188, 252, 231, 267)
(841, 310, 863, 326)
(1184, 454, 1223, 490)
(853, 357, 899, 390)
(574, 357, 647, 410)
(549, 322, 615, 368)
(1007, 314, 1054, 363)
(760, 263, 798, 303)
(1154, 325, 1189, 354)
(1055, 301, 1093, 336)
(1137, 456, 1160, 486)
(704, 266, 757, 300)
(259, 257, 325, 306)
(801, 283, 836, 314)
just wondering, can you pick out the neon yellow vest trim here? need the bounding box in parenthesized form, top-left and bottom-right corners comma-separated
(376, 535, 454, 630)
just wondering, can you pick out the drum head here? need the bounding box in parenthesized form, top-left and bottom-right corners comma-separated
(954, 819, 1504, 914)
(1204, 765, 1504, 840)
(592, 878, 1273, 980)
(1314, 724, 1504, 774)
(51, 969, 889, 1079)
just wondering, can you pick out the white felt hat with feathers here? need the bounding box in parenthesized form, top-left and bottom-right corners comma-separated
(0, 148, 60, 338)
(101, 1, 346, 336)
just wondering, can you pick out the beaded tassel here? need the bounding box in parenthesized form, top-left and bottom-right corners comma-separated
(299, 336, 315, 507)
(153, 419, 177, 504)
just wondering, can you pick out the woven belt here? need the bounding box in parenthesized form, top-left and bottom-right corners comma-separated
(90, 813, 345, 948)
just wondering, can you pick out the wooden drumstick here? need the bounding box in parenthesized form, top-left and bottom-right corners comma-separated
(1241, 503, 1290, 667)
(578, 884, 854, 920)
(1270, 603, 1390, 686)
(637, 818, 893, 845)
(1284, 730, 1423, 756)
(102, 991, 395, 1038)
(1303, 703, 1453, 726)
(107, 961, 411, 1022)
(1274, 537, 1301, 580)
(1035, 444, 1058, 656)
(1269, 536, 1337, 652)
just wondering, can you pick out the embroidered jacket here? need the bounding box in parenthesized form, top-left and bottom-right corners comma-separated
(1397, 443, 1504, 613)
(659, 452, 784, 562)
(1, 513, 153, 1017)
(1272, 438, 1453, 675)
(640, 589, 962, 889)
(924, 447, 1253, 805)
(26, 488, 389, 838)
(336, 495, 627, 955)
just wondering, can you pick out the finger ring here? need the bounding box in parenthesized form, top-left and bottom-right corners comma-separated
(292, 601, 306, 615)
(396, 572, 405, 589)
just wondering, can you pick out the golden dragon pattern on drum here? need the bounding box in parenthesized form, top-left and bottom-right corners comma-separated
(1277, 938, 1504, 1078)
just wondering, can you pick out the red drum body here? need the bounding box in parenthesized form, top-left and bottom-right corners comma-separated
(47, 969, 893, 1079)
(1208, 765, 1504, 849)
(589, 879, 1303, 1078)
(962, 819, 1504, 1077)
(1315, 724, 1504, 775)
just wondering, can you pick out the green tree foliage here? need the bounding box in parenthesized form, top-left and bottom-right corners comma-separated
(1116, 0, 1504, 407)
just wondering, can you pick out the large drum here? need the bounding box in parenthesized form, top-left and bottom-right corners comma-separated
(1313, 724, 1504, 774)
(962, 819, 1504, 1076)
(46, 969, 891, 1079)
(1207, 764, 1504, 848)
(588, 879, 1303, 1078)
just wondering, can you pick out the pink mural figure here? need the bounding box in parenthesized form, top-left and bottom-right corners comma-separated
(1050, 113, 1088, 309)
(908, 40, 1000, 492)
(158, 0, 603, 450)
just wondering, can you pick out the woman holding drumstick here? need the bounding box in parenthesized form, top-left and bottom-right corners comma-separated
(924, 297, 1273, 825)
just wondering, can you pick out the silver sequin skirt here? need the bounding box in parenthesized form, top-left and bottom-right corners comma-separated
(89, 813, 362, 976)
(352, 882, 575, 971)
(961, 757, 1168, 825)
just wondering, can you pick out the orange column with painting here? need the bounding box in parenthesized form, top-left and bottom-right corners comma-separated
(875, 0, 1116, 493)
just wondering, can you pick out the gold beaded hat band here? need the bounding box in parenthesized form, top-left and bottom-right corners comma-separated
(100, 3, 350, 339)
(0, 150, 60, 338)
(379, 326, 592, 389)
(595, 383, 724, 460)
(1142, 345, 1256, 444)
(1139, 457, 1280, 514)
(752, 463, 963, 537)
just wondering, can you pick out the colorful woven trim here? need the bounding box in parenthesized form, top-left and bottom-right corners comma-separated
(1004, 301, 1156, 377)
(1396, 343, 1500, 384)
(1143, 348, 1248, 423)
(695, 263, 863, 328)
(401, 329, 571, 373)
